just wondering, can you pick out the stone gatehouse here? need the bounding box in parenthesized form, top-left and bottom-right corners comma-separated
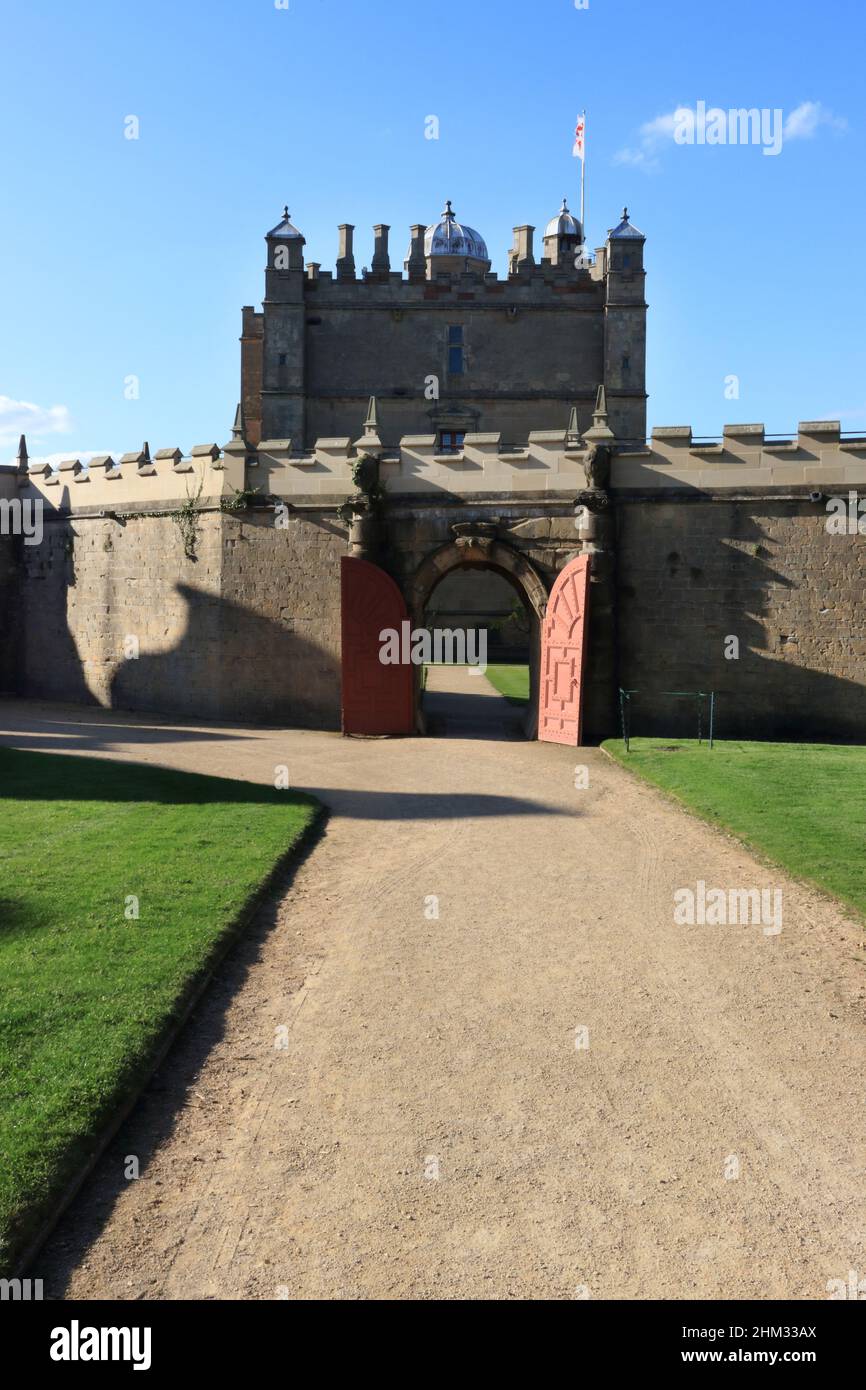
(1, 201, 864, 743)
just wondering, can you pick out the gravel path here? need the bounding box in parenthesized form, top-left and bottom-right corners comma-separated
(1, 695, 864, 1301)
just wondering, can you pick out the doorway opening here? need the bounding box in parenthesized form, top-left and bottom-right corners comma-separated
(407, 539, 549, 741)
(418, 565, 533, 739)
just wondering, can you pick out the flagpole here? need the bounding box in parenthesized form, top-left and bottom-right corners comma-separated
(580, 109, 586, 232)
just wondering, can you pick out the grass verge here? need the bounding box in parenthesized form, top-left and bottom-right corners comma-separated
(483, 664, 530, 705)
(603, 737, 866, 922)
(0, 746, 320, 1273)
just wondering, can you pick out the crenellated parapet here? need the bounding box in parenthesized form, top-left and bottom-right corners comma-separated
(6, 417, 865, 515)
(614, 421, 866, 490)
(6, 439, 247, 511)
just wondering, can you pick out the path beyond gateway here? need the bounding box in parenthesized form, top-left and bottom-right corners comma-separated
(0, 692, 864, 1301)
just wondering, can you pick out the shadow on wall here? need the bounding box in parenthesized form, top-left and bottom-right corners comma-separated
(110, 583, 341, 729)
(617, 499, 866, 742)
(16, 493, 341, 728)
(16, 492, 97, 709)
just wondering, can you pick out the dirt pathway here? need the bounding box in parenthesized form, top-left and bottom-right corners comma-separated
(1, 697, 864, 1300)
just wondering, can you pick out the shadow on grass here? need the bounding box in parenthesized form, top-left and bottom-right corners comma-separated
(1, 748, 565, 821)
(0, 747, 299, 807)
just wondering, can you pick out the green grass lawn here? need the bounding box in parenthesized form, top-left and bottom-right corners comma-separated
(603, 738, 866, 922)
(0, 747, 320, 1272)
(484, 664, 530, 705)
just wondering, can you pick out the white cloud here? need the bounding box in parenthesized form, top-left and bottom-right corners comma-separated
(784, 101, 847, 141)
(613, 107, 687, 173)
(639, 112, 680, 144)
(0, 395, 73, 447)
(615, 100, 848, 170)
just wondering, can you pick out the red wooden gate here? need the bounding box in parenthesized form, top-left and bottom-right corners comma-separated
(538, 553, 591, 745)
(341, 556, 414, 735)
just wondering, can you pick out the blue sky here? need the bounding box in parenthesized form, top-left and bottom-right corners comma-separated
(2, 0, 864, 464)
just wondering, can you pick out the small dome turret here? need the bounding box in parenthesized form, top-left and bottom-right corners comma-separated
(425, 201, 489, 261)
(544, 197, 583, 243)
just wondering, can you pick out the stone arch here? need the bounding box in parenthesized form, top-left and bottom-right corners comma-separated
(407, 537, 549, 624)
(406, 537, 549, 737)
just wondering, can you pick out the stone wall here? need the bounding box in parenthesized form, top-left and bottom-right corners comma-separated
(617, 497, 866, 741)
(298, 290, 607, 448)
(218, 508, 344, 728)
(0, 532, 19, 694)
(13, 502, 345, 729)
(18, 511, 224, 716)
(3, 416, 866, 744)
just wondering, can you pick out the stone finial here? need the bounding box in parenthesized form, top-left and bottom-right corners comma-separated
(583, 385, 615, 445)
(566, 406, 582, 448)
(354, 396, 383, 455)
(117, 441, 156, 474)
(16, 433, 28, 473)
(232, 401, 247, 442)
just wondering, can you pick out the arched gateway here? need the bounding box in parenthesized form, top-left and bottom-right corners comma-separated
(406, 537, 549, 739)
(340, 532, 595, 743)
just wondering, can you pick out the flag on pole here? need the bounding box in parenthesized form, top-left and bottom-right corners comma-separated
(573, 113, 585, 160)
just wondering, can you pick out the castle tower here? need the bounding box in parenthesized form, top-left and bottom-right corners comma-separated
(260, 207, 306, 444)
(241, 197, 646, 450)
(603, 208, 647, 444)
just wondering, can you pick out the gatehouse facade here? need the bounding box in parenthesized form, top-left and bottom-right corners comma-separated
(1, 201, 864, 743)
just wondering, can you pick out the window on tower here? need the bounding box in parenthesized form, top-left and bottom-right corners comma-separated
(447, 325, 464, 375)
(439, 431, 465, 455)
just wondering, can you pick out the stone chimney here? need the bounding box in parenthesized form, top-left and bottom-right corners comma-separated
(515, 225, 535, 271)
(407, 224, 426, 282)
(336, 223, 355, 280)
(371, 224, 391, 274)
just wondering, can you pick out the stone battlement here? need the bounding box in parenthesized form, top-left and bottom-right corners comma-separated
(617, 421, 866, 490)
(4, 418, 866, 512)
(1, 442, 246, 510)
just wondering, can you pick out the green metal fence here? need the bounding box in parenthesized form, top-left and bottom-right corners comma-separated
(619, 688, 716, 753)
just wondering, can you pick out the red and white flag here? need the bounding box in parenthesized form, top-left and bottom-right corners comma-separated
(573, 113, 585, 160)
